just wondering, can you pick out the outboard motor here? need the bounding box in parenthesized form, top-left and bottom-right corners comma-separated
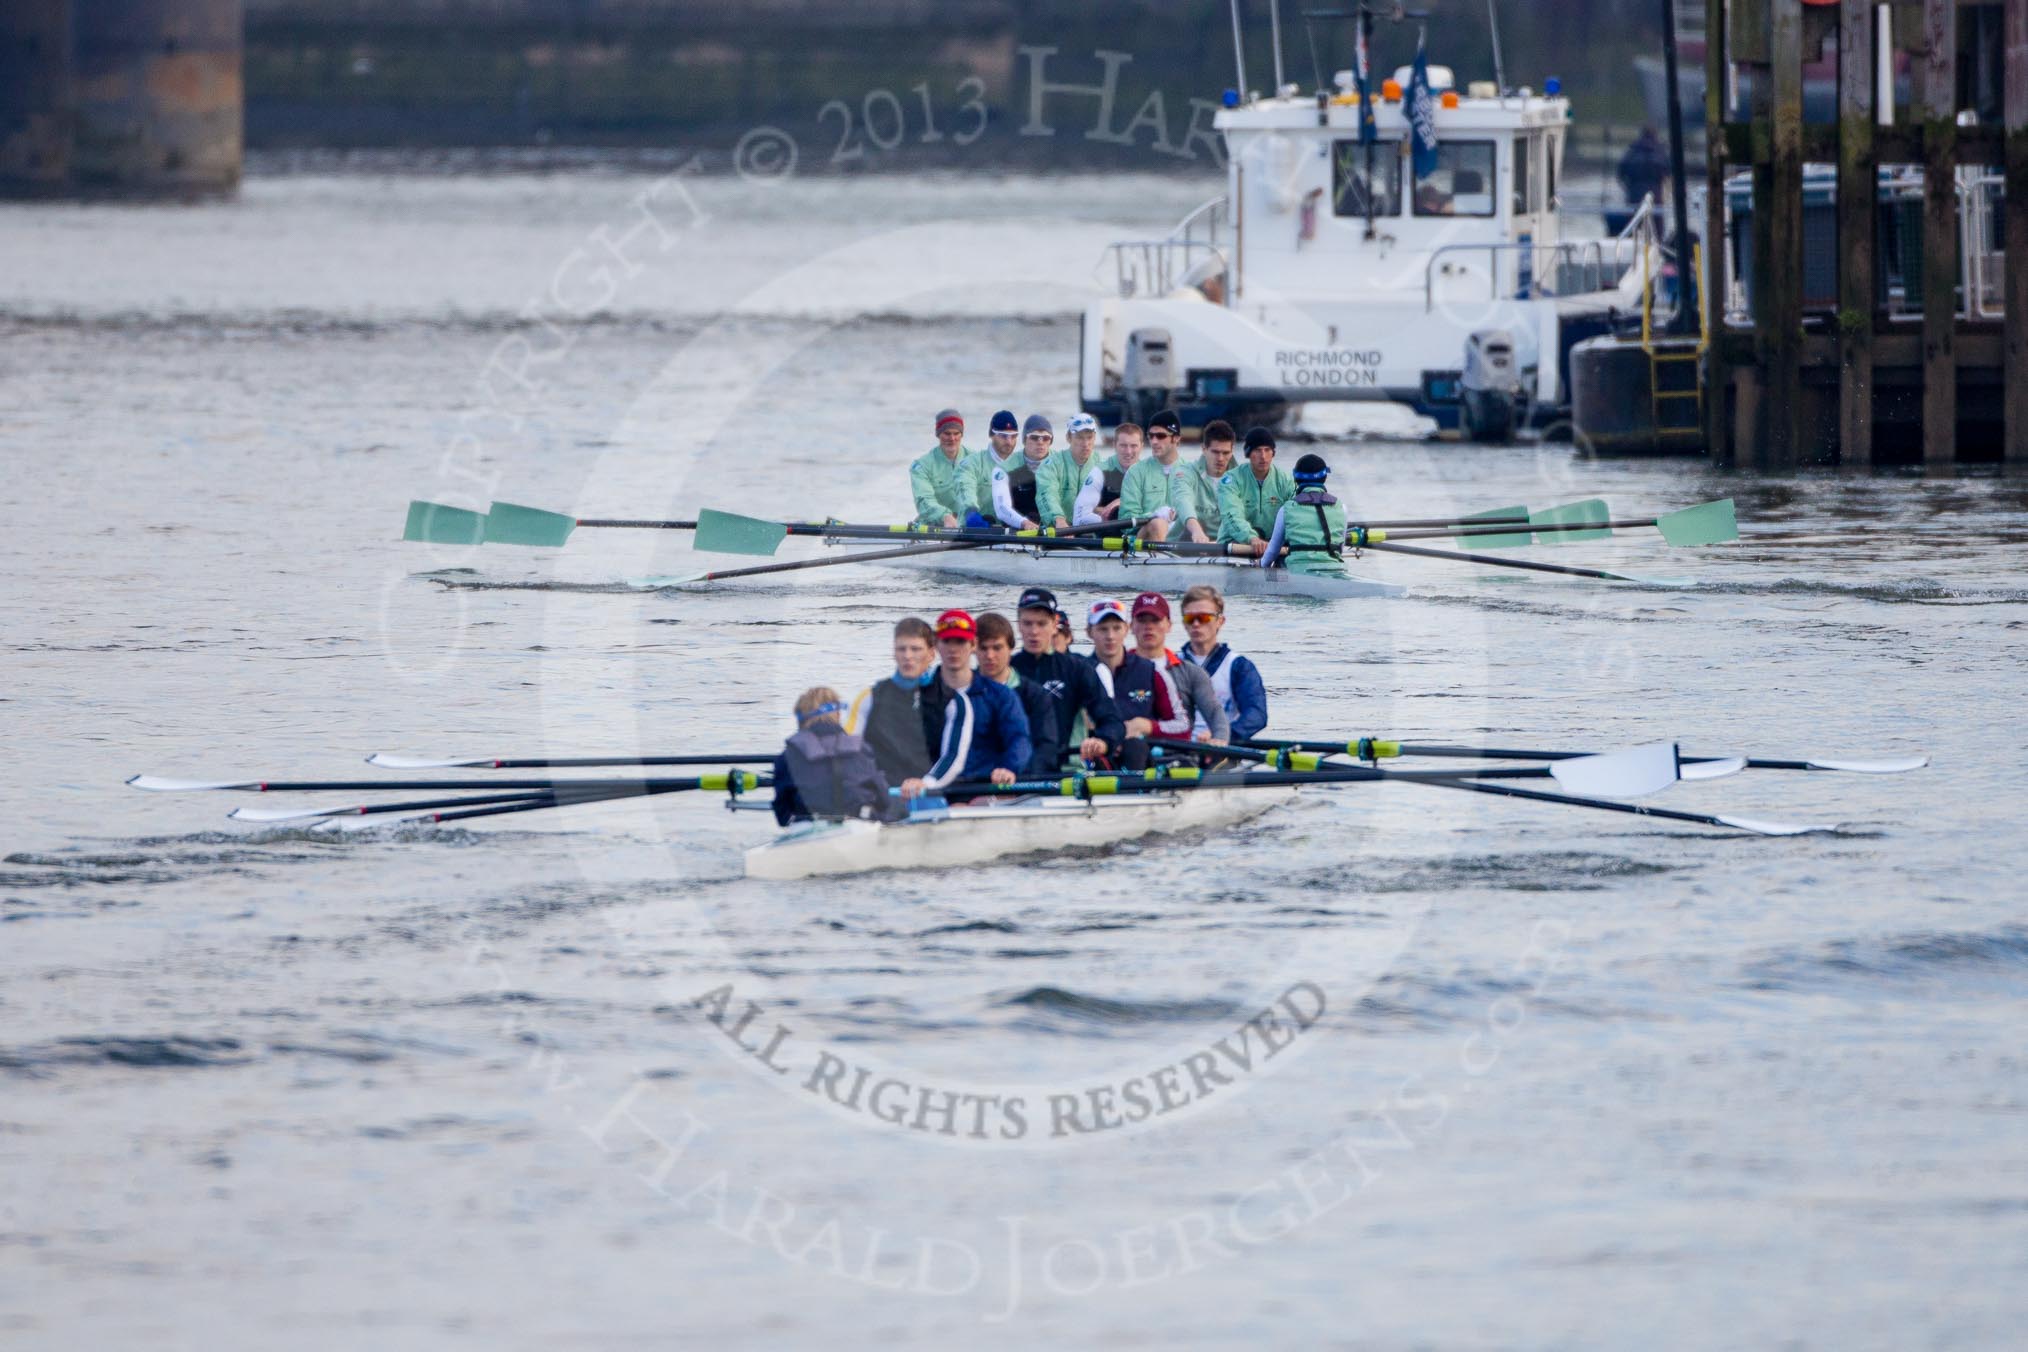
(1123, 327, 1178, 425)
(1461, 328, 1525, 442)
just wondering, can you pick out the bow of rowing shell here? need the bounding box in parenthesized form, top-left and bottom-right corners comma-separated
(744, 785, 1303, 880)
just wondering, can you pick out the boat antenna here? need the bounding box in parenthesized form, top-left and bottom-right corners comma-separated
(1304, 14, 1325, 92)
(1270, 0, 1288, 91)
(1485, 0, 1508, 95)
(1229, 0, 1249, 100)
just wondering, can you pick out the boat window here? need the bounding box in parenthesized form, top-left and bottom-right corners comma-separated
(1512, 135, 1533, 215)
(1332, 138, 1402, 218)
(1413, 140, 1497, 217)
(1546, 132, 1559, 208)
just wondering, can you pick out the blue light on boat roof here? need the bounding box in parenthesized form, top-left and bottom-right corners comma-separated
(1222, 88, 1241, 108)
(1545, 77, 1562, 95)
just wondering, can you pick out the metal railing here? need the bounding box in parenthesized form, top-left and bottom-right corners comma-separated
(1422, 195, 1656, 311)
(1098, 196, 1230, 300)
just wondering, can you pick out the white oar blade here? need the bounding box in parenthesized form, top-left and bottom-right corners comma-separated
(365, 753, 487, 769)
(1805, 755, 1928, 774)
(1711, 815, 1831, 837)
(1549, 741, 1681, 798)
(1679, 757, 1748, 782)
(128, 775, 253, 793)
(229, 804, 346, 824)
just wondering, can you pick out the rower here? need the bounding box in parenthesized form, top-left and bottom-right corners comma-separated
(987, 415, 1053, 530)
(964, 409, 1022, 527)
(909, 409, 976, 529)
(1096, 421, 1142, 521)
(1177, 418, 1235, 542)
(1260, 453, 1349, 577)
(1037, 412, 1107, 531)
(771, 687, 895, 827)
(1176, 584, 1268, 740)
(974, 611, 1061, 777)
(1084, 597, 1189, 770)
(845, 616, 938, 785)
(1129, 591, 1230, 744)
(1010, 586, 1121, 771)
(1119, 409, 1191, 543)
(1218, 426, 1297, 558)
(906, 608, 1031, 798)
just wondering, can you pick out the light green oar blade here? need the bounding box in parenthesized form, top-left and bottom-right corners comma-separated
(692, 508, 789, 557)
(403, 500, 488, 545)
(1656, 498, 1739, 547)
(1461, 504, 1533, 549)
(482, 501, 577, 547)
(1528, 497, 1612, 544)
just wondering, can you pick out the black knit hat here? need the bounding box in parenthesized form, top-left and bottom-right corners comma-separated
(1243, 426, 1276, 452)
(1149, 409, 1182, 435)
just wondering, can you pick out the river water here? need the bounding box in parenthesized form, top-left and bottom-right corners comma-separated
(3, 168, 2025, 1350)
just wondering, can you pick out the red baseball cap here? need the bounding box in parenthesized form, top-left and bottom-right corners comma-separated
(1131, 591, 1170, 620)
(935, 608, 977, 641)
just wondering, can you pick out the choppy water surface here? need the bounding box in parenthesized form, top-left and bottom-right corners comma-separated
(3, 170, 2026, 1350)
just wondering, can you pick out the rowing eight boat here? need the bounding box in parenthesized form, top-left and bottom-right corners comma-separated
(744, 784, 1303, 879)
(865, 545, 1405, 601)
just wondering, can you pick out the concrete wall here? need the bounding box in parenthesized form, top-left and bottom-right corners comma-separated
(1, 0, 242, 198)
(0, 0, 73, 190)
(72, 0, 243, 193)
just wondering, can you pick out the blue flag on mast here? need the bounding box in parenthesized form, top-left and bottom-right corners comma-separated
(1407, 27, 1439, 178)
(1354, 14, 1376, 145)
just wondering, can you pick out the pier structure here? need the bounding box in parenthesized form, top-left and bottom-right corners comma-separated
(1705, 0, 2027, 468)
(0, 0, 243, 198)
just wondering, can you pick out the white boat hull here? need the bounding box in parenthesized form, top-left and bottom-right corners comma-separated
(744, 786, 1300, 880)
(874, 546, 1403, 600)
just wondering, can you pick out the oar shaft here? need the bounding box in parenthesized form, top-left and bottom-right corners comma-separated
(1360, 538, 1636, 581)
(198, 774, 765, 793)
(1409, 775, 1759, 829)
(456, 754, 777, 769)
(1379, 518, 1659, 542)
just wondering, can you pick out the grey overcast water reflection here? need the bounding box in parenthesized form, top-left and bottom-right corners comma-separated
(2, 170, 2026, 1349)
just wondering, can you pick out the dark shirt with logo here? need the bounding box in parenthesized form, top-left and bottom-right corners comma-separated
(1009, 649, 1125, 770)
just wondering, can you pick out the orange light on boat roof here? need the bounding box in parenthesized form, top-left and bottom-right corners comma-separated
(1441, 90, 1460, 109)
(1381, 78, 1402, 101)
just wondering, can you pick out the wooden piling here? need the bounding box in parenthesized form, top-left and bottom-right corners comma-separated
(2007, 0, 2028, 470)
(1921, 0, 1957, 468)
(1767, 0, 1806, 469)
(1703, 0, 1732, 465)
(1838, 0, 1877, 468)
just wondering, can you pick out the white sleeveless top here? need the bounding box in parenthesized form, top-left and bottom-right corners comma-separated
(1182, 643, 1241, 737)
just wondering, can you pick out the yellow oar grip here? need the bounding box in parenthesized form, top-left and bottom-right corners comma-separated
(700, 771, 760, 792)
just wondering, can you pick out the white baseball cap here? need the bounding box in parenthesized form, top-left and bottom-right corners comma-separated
(1067, 413, 1098, 435)
(1086, 598, 1130, 626)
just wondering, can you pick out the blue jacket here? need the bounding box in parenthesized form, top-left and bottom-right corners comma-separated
(922, 671, 1032, 786)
